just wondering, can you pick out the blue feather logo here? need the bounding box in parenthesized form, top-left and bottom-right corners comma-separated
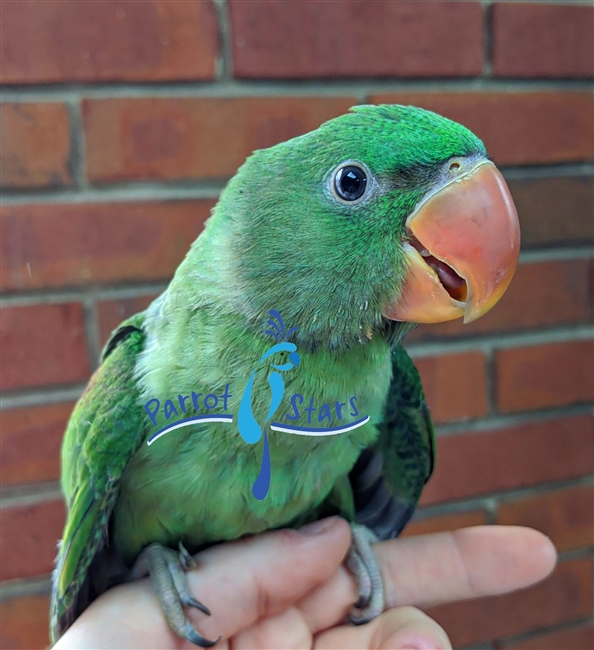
(238, 310, 300, 500)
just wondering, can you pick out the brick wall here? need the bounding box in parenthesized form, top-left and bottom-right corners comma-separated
(1, 1, 592, 648)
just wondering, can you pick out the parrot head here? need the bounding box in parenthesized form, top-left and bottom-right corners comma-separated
(204, 104, 520, 348)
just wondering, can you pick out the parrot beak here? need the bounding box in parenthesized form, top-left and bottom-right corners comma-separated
(384, 161, 520, 324)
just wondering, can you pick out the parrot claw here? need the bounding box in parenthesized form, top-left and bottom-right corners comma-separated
(184, 623, 221, 649)
(184, 596, 212, 616)
(129, 543, 220, 647)
(346, 524, 385, 625)
(179, 541, 198, 569)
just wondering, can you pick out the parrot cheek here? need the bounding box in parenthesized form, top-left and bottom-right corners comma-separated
(384, 161, 520, 325)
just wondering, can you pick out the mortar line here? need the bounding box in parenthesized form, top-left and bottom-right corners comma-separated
(83, 294, 101, 369)
(405, 324, 594, 356)
(0, 385, 86, 410)
(414, 474, 594, 519)
(65, 96, 87, 189)
(1, 183, 224, 205)
(1, 483, 63, 507)
(213, 0, 233, 82)
(519, 247, 593, 263)
(0, 576, 52, 601)
(0, 282, 167, 305)
(1, 78, 593, 102)
(482, 497, 498, 525)
(432, 403, 594, 437)
(481, 0, 494, 79)
(501, 163, 593, 179)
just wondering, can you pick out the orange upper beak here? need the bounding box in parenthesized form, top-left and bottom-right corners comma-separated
(384, 161, 520, 324)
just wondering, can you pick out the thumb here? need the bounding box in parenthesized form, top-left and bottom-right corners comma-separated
(316, 606, 452, 649)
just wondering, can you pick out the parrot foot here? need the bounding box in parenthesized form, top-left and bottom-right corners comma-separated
(346, 523, 385, 625)
(129, 542, 221, 648)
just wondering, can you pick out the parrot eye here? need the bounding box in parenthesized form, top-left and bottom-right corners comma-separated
(332, 164, 368, 203)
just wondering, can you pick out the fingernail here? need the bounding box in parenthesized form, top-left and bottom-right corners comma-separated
(297, 517, 337, 536)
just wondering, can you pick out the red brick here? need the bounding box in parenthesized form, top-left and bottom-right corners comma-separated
(0, 594, 50, 649)
(83, 97, 357, 183)
(401, 510, 486, 538)
(507, 176, 594, 248)
(1, 0, 217, 84)
(98, 294, 160, 347)
(0, 103, 71, 188)
(497, 485, 594, 553)
(421, 415, 594, 505)
(1, 303, 90, 392)
(413, 352, 487, 424)
(408, 258, 593, 342)
(369, 92, 593, 166)
(1, 403, 73, 487)
(492, 3, 594, 79)
(501, 622, 594, 650)
(230, 0, 483, 79)
(0, 499, 65, 581)
(1, 200, 213, 292)
(427, 558, 592, 647)
(496, 340, 594, 413)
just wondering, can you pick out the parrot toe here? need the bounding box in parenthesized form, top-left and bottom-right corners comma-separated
(346, 524, 385, 625)
(129, 542, 221, 648)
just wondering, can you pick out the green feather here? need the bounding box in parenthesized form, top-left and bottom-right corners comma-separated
(375, 344, 435, 506)
(51, 315, 147, 640)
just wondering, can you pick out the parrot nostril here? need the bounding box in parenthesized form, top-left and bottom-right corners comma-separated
(449, 162, 461, 173)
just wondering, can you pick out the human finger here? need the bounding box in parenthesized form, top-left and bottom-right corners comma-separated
(315, 606, 451, 649)
(299, 526, 556, 633)
(54, 517, 351, 649)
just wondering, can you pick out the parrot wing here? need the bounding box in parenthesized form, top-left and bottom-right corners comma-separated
(50, 313, 148, 642)
(348, 343, 436, 540)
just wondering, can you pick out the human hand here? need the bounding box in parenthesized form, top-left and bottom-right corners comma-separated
(53, 518, 556, 649)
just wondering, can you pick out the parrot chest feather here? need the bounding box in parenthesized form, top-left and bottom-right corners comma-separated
(113, 423, 375, 561)
(113, 334, 393, 563)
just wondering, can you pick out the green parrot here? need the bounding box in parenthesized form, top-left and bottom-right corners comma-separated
(50, 104, 520, 647)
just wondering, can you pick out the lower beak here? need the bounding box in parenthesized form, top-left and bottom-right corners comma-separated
(384, 161, 520, 324)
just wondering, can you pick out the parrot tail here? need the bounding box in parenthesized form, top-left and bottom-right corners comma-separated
(349, 448, 416, 541)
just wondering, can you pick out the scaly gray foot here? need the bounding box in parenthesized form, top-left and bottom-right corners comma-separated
(129, 542, 220, 647)
(346, 523, 385, 625)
